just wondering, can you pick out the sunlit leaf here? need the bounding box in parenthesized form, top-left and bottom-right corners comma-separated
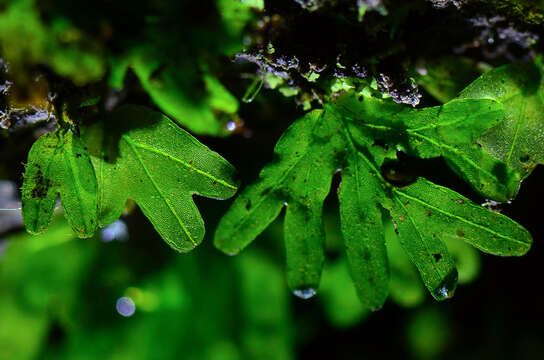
(22, 130, 98, 237)
(385, 218, 426, 307)
(459, 60, 544, 180)
(83, 105, 238, 251)
(216, 91, 532, 306)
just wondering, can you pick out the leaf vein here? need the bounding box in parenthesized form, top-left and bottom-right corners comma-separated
(124, 136, 196, 246)
(126, 138, 237, 191)
(393, 189, 527, 246)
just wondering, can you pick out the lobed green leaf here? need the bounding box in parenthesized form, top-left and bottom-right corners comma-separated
(458, 60, 544, 180)
(216, 91, 533, 307)
(82, 105, 238, 251)
(22, 130, 98, 238)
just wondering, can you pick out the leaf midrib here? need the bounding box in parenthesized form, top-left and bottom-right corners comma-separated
(393, 188, 528, 247)
(225, 141, 312, 243)
(124, 137, 237, 191)
(392, 195, 446, 282)
(62, 138, 87, 231)
(123, 135, 196, 246)
(505, 98, 527, 166)
(335, 108, 447, 287)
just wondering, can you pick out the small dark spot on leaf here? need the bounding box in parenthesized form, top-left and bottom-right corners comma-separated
(31, 169, 52, 199)
(76, 153, 82, 158)
(245, 200, 252, 211)
(519, 154, 530, 163)
(433, 253, 442, 262)
(456, 229, 465, 237)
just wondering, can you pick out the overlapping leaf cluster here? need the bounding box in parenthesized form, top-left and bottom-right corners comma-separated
(459, 59, 544, 179)
(215, 90, 532, 308)
(10, 0, 544, 310)
(22, 106, 238, 252)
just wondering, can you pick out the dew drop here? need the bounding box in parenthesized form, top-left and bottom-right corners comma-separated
(101, 220, 128, 242)
(293, 288, 316, 299)
(225, 121, 237, 132)
(116, 296, 136, 317)
(416, 65, 428, 76)
(431, 271, 458, 301)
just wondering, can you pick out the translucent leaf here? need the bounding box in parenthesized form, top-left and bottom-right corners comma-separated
(458, 60, 544, 179)
(83, 105, 238, 251)
(393, 179, 530, 257)
(385, 218, 426, 308)
(215, 110, 339, 291)
(335, 95, 520, 201)
(216, 91, 532, 306)
(338, 141, 389, 309)
(22, 130, 98, 238)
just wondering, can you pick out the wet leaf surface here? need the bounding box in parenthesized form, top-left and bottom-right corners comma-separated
(215, 91, 532, 306)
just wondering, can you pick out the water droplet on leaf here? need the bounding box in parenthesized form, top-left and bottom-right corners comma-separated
(293, 288, 316, 299)
(431, 271, 458, 301)
(101, 220, 129, 242)
(116, 296, 136, 317)
(225, 121, 237, 132)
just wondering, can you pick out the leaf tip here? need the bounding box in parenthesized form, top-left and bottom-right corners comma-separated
(430, 269, 458, 301)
